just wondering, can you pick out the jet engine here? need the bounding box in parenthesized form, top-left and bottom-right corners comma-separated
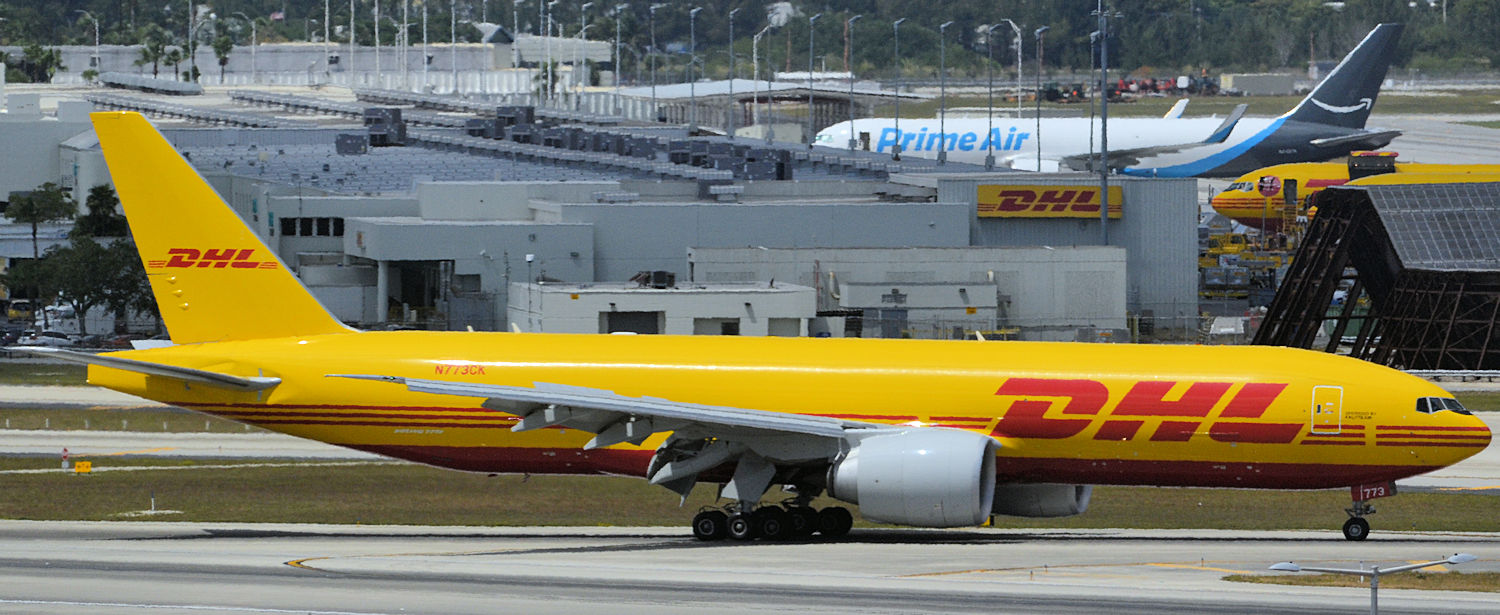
(991, 484, 1093, 518)
(826, 428, 997, 527)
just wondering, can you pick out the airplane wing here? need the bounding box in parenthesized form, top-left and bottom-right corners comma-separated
(1061, 104, 1249, 172)
(331, 374, 887, 498)
(15, 347, 281, 392)
(1309, 129, 1402, 149)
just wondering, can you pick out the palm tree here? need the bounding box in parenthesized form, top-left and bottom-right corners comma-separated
(135, 25, 168, 77)
(212, 35, 234, 83)
(4, 183, 77, 328)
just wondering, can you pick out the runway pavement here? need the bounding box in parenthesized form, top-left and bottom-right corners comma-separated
(0, 521, 1494, 614)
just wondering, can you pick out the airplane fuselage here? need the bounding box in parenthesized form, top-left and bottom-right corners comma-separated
(92, 332, 1490, 489)
(815, 118, 1396, 178)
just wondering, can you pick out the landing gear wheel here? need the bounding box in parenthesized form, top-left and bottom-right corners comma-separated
(691, 510, 729, 541)
(727, 514, 758, 541)
(1342, 517, 1370, 541)
(817, 506, 854, 538)
(754, 507, 791, 541)
(786, 506, 819, 538)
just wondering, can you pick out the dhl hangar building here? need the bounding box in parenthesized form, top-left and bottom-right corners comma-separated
(0, 86, 1196, 341)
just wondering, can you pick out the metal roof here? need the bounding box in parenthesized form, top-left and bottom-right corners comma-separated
(1362, 183, 1500, 271)
(617, 79, 926, 101)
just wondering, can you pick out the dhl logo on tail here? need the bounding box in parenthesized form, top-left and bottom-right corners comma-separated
(147, 248, 279, 270)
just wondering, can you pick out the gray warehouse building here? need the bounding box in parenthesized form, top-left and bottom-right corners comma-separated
(1, 84, 1200, 341)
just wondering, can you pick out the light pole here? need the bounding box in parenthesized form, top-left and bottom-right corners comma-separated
(752, 25, 772, 142)
(689, 6, 702, 130)
(1034, 25, 1049, 172)
(421, 1, 428, 90)
(512, 0, 522, 70)
(402, 0, 410, 89)
(844, 14, 861, 150)
(1001, 19, 1021, 118)
(546, 0, 559, 103)
(614, 3, 627, 114)
(350, 0, 356, 85)
(1270, 553, 1476, 615)
(233, 12, 257, 84)
(985, 23, 1000, 169)
(649, 3, 664, 121)
(578, 2, 594, 105)
(727, 7, 741, 138)
(187, 1, 197, 82)
(325, 0, 331, 81)
(805, 12, 821, 147)
(937, 20, 953, 164)
(75, 10, 100, 73)
(891, 17, 906, 160)
(374, 0, 381, 85)
(1094, 2, 1119, 245)
(452, 0, 461, 94)
(574, 23, 593, 107)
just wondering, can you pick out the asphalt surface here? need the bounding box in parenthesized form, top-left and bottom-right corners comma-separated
(0, 522, 1495, 614)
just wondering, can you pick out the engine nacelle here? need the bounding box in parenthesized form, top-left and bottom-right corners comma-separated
(826, 429, 996, 528)
(991, 484, 1093, 518)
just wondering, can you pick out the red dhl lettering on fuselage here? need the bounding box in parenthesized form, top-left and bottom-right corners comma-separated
(991, 378, 1302, 444)
(146, 248, 278, 270)
(976, 185, 1124, 219)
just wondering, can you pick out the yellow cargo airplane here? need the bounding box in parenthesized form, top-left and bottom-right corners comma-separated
(1211, 155, 1500, 231)
(30, 112, 1491, 541)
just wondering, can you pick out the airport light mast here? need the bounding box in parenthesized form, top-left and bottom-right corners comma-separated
(1095, 2, 1120, 246)
(1034, 25, 1049, 172)
(806, 13, 822, 148)
(845, 14, 861, 151)
(937, 20, 953, 165)
(689, 6, 702, 131)
(985, 23, 1001, 169)
(727, 8, 741, 138)
(890, 18, 906, 161)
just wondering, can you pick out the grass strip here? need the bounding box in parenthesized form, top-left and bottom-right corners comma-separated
(0, 362, 87, 386)
(1, 459, 1497, 531)
(0, 407, 262, 433)
(1226, 571, 1500, 593)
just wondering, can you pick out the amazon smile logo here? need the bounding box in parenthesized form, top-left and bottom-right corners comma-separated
(1310, 97, 1372, 114)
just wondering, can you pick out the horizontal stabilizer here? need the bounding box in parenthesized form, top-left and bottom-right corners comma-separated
(1309, 130, 1402, 149)
(16, 347, 280, 392)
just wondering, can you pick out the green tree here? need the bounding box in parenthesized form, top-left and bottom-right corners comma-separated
(163, 47, 184, 81)
(212, 34, 234, 84)
(134, 24, 170, 78)
(71, 184, 129, 239)
(5, 183, 77, 329)
(105, 239, 159, 334)
(38, 236, 114, 336)
(15, 44, 66, 83)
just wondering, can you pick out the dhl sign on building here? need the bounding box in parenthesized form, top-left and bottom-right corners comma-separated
(976, 185, 1123, 219)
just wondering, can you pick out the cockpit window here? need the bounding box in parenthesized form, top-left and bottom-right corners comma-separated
(1416, 396, 1471, 415)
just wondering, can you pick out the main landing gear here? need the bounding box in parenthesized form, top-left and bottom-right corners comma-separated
(691, 503, 854, 542)
(1342, 499, 1375, 541)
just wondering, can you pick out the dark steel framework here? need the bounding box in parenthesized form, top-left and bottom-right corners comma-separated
(1255, 183, 1500, 369)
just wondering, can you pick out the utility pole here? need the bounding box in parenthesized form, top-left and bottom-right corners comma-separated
(452, 0, 459, 93)
(752, 25, 772, 142)
(614, 3, 627, 114)
(649, 3, 663, 121)
(350, 0, 356, 85)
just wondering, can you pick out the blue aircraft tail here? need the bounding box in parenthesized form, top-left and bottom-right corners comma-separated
(1282, 23, 1403, 129)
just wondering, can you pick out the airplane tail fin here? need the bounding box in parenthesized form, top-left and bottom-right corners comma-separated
(1282, 23, 1402, 129)
(92, 112, 353, 343)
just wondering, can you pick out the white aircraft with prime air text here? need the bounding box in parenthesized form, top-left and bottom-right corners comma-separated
(815, 23, 1403, 178)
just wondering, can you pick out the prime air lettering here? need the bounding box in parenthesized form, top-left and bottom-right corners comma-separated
(875, 126, 1030, 153)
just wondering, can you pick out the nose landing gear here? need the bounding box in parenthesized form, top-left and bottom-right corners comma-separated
(1342, 499, 1375, 541)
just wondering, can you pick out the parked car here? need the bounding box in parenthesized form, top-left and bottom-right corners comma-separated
(16, 330, 76, 347)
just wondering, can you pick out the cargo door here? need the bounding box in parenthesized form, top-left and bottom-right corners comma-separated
(1310, 385, 1343, 435)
